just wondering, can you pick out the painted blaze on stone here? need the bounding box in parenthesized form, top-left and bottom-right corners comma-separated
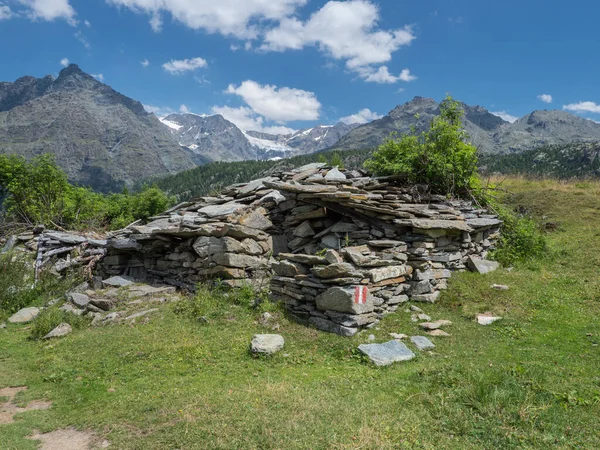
(316, 286, 374, 314)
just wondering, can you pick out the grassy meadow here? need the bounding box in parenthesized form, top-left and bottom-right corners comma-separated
(1, 177, 599, 449)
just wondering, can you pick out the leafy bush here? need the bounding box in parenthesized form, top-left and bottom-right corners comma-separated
(364, 96, 480, 197)
(28, 306, 90, 340)
(0, 154, 174, 230)
(490, 204, 547, 265)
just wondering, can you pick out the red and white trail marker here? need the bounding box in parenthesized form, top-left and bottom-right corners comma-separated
(354, 286, 368, 304)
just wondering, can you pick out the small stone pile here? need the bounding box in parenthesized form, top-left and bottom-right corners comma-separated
(97, 163, 502, 336)
(1, 228, 107, 279)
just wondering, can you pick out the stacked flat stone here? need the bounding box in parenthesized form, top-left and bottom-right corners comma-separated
(1, 228, 107, 279)
(98, 163, 502, 335)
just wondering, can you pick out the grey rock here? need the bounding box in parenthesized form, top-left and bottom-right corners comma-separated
(89, 299, 114, 311)
(411, 291, 441, 303)
(102, 276, 134, 287)
(250, 334, 285, 355)
(0, 322, 6, 329)
(107, 238, 142, 251)
(68, 293, 90, 308)
(60, 304, 84, 316)
(491, 284, 509, 290)
(309, 316, 358, 336)
(324, 167, 346, 180)
(8, 307, 40, 324)
(320, 234, 340, 249)
(476, 314, 502, 325)
(238, 210, 273, 231)
(414, 269, 452, 281)
(419, 320, 452, 330)
(316, 286, 374, 314)
(271, 260, 301, 277)
(467, 218, 503, 228)
(258, 190, 286, 205)
(198, 203, 247, 218)
(193, 236, 242, 257)
(87, 239, 107, 247)
(293, 221, 315, 238)
(409, 305, 423, 312)
(368, 334, 376, 341)
(410, 335, 435, 351)
(369, 265, 407, 283)
(278, 253, 327, 266)
(43, 323, 72, 339)
(427, 329, 451, 337)
(324, 249, 343, 264)
(311, 263, 362, 279)
(238, 177, 279, 196)
(467, 256, 500, 274)
(417, 313, 431, 321)
(212, 253, 267, 269)
(44, 232, 87, 245)
(408, 280, 433, 295)
(358, 340, 416, 366)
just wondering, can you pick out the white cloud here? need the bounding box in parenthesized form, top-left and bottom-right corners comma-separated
(107, 0, 307, 38)
(83, 19, 91, 27)
(230, 44, 240, 51)
(162, 57, 207, 75)
(211, 105, 296, 134)
(18, 0, 77, 24)
(143, 104, 174, 117)
(537, 94, 552, 104)
(396, 88, 405, 94)
(491, 111, 519, 123)
(357, 66, 416, 84)
(563, 101, 600, 114)
(340, 108, 382, 124)
(91, 73, 104, 82)
(225, 80, 321, 122)
(60, 57, 69, 67)
(141, 59, 150, 68)
(399, 68, 417, 82)
(262, 1, 415, 76)
(0, 5, 12, 20)
(74, 30, 90, 49)
(179, 104, 191, 114)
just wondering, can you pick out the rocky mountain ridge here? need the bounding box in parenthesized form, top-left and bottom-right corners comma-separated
(331, 96, 600, 154)
(0, 64, 196, 192)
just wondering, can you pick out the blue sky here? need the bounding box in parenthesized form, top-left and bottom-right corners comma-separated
(1, 0, 599, 133)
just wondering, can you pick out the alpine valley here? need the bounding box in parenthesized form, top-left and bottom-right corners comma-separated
(2, 66, 600, 192)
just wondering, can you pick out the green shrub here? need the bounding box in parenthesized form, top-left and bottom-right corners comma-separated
(0, 154, 174, 230)
(28, 306, 90, 340)
(489, 203, 547, 265)
(364, 95, 480, 197)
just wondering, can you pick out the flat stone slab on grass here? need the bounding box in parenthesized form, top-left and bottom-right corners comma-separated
(358, 340, 416, 366)
(477, 314, 502, 325)
(491, 284, 509, 290)
(43, 323, 72, 339)
(68, 293, 90, 308)
(251, 334, 285, 355)
(410, 336, 436, 351)
(419, 320, 452, 330)
(467, 256, 500, 274)
(102, 276, 134, 287)
(427, 329, 451, 337)
(8, 307, 40, 324)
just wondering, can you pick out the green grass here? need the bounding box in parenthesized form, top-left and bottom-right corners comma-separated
(1, 177, 600, 449)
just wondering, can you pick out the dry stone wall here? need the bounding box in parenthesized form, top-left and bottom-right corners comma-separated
(94, 163, 501, 336)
